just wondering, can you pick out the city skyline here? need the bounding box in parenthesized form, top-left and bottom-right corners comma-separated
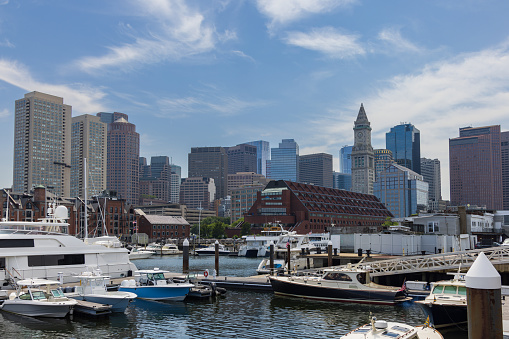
(1, 1, 509, 200)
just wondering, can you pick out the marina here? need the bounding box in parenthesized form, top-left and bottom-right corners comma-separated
(0, 256, 468, 338)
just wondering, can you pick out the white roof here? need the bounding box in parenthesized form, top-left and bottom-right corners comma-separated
(143, 215, 189, 225)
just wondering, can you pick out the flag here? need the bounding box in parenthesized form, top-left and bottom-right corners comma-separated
(286, 241, 290, 249)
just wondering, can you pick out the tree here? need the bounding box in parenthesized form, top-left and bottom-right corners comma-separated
(382, 217, 398, 227)
(241, 222, 251, 236)
(211, 222, 227, 238)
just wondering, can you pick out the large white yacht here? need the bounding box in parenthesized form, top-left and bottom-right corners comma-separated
(0, 204, 137, 289)
(238, 225, 290, 257)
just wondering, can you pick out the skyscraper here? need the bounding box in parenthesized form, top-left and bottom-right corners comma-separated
(339, 145, 353, 174)
(188, 147, 228, 199)
(71, 114, 107, 198)
(333, 171, 352, 191)
(299, 153, 333, 188)
(268, 139, 299, 182)
(374, 149, 394, 181)
(180, 177, 216, 210)
(246, 140, 270, 176)
(386, 123, 421, 174)
(449, 125, 503, 209)
(99, 113, 140, 205)
(420, 158, 442, 212)
(170, 164, 181, 203)
(13, 91, 71, 197)
(226, 143, 257, 174)
(351, 104, 375, 194)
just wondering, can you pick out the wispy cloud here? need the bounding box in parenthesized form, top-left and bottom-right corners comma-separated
(157, 93, 266, 118)
(0, 108, 9, 117)
(232, 50, 256, 63)
(75, 0, 223, 73)
(256, 0, 356, 28)
(0, 39, 14, 48)
(0, 59, 107, 114)
(377, 27, 421, 53)
(285, 27, 365, 58)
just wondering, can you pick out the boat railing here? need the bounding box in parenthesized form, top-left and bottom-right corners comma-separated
(0, 226, 69, 236)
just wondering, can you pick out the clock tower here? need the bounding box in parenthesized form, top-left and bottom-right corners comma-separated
(351, 103, 375, 194)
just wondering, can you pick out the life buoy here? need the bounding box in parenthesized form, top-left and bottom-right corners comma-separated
(204, 271, 208, 278)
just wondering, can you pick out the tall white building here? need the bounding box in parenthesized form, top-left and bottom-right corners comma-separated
(170, 164, 181, 203)
(13, 92, 71, 197)
(351, 104, 375, 194)
(71, 114, 107, 198)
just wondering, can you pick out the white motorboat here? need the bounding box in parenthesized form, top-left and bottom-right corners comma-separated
(308, 232, 331, 251)
(84, 235, 123, 248)
(0, 278, 77, 318)
(128, 248, 155, 260)
(256, 259, 285, 274)
(195, 244, 231, 256)
(118, 268, 194, 301)
(65, 270, 137, 312)
(274, 232, 317, 254)
(145, 243, 181, 255)
(0, 204, 137, 288)
(341, 317, 443, 338)
(269, 264, 411, 305)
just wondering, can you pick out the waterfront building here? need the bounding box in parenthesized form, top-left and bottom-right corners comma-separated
(374, 149, 393, 181)
(351, 104, 375, 195)
(268, 139, 299, 182)
(227, 172, 270, 195)
(188, 147, 228, 199)
(137, 215, 190, 242)
(374, 163, 428, 218)
(134, 203, 216, 227)
(245, 140, 270, 176)
(298, 153, 333, 188)
(333, 171, 352, 191)
(230, 184, 265, 222)
(386, 123, 421, 174)
(420, 158, 442, 212)
(449, 125, 503, 210)
(244, 180, 392, 234)
(13, 91, 72, 197)
(179, 177, 216, 210)
(71, 114, 107, 199)
(340, 145, 353, 174)
(98, 112, 140, 206)
(170, 164, 181, 203)
(226, 144, 257, 175)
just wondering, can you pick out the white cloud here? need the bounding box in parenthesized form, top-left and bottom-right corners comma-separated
(75, 0, 221, 73)
(0, 59, 107, 114)
(377, 27, 421, 53)
(0, 39, 14, 48)
(0, 108, 9, 117)
(285, 27, 365, 58)
(256, 0, 356, 28)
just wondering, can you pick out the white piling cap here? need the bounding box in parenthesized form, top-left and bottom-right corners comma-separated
(183, 238, 189, 246)
(465, 252, 501, 290)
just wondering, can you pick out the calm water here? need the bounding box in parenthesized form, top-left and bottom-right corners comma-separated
(0, 256, 466, 338)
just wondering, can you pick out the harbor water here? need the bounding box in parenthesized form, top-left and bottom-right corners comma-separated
(0, 256, 466, 338)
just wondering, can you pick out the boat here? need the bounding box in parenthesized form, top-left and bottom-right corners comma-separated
(274, 232, 318, 255)
(341, 316, 443, 338)
(256, 259, 286, 275)
(195, 243, 231, 256)
(0, 204, 137, 288)
(0, 278, 77, 318)
(238, 225, 290, 257)
(269, 264, 410, 305)
(173, 274, 227, 299)
(64, 270, 137, 312)
(414, 273, 468, 328)
(118, 268, 194, 301)
(145, 243, 181, 255)
(128, 248, 155, 260)
(84, 235, 123, 248)
(308, 232, 331, 252)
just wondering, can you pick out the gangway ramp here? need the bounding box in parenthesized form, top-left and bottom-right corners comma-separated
(354, 246, 509, 277)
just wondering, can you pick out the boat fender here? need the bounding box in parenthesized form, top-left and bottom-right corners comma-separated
(204, 270, 209, 278)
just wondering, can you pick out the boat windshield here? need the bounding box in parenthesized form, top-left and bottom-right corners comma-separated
(51, 289, 65, 298)
(443, 286, 457, 294)
(32, 291, 47, 300)
(432, 285, 444, 294)
(323, 272, 352, 281)
(147, 273, 166, 281)
(458, 286, 467, 295)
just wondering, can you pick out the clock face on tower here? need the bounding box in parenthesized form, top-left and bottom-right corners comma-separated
(357, 131, 364, 141)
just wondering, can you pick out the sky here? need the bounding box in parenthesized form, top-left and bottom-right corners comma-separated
(1, 1, 509, 201)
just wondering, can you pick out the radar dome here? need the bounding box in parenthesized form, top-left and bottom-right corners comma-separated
(54, 206, 68, 219)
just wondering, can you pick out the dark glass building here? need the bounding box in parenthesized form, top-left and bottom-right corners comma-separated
(226, 144, 257, 175)
(188, 147, 228, 199)
(299, 153, 333, 188)
(386, 123, 421, 174)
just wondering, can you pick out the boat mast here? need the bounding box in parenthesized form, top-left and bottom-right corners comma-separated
(84, 158, 88, 240)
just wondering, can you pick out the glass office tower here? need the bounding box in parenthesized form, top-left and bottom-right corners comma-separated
(386, 123, 421, 174)
(269, 139, 299, 182)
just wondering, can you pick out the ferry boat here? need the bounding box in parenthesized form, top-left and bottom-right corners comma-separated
(0, 204, 137, 288)
(269, 264, 410, 305)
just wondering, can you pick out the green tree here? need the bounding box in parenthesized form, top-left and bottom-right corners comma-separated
(211, 222, 227, 238)
(241, 222, 251, 236)
(382, 217, 398, 227)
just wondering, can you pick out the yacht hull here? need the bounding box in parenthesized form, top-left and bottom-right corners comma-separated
(1, 300, 74, 318)
(69, 293, 135, 312)
(417, 302, 468, 328)
(118, 285, 192, 301)
(269, 277, 406, 305)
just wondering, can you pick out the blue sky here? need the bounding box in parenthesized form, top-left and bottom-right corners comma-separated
(1, 0, 509, 200)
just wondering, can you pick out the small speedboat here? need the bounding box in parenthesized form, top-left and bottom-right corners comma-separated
(195, 244, 230, 256)
(65, 271, 137, 312)
(118, 268, 194, 301)
(341, 317, 443, 338)
(128, 248, 155, 260)
(146, 243, 182, 255)
(0, 278, 77, 318)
